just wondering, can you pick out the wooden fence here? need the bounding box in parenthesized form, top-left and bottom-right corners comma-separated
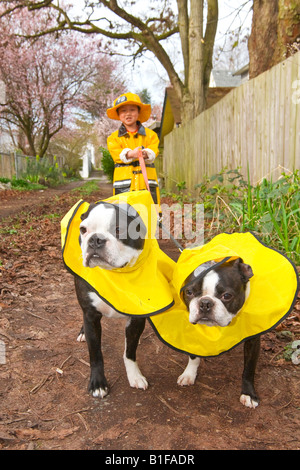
(0, 152, 64, 179)
(163, 51, 300, 192)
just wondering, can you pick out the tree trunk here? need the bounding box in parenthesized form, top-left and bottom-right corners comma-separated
(274, 0, 300, 64)
(188, 0, 205, 118)
(178, 0, 218, 123)
(249, 0, 300, 79)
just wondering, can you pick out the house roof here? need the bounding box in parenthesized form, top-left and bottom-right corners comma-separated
(209, 69, 242, 87)
(159, 88, 181, 144)
(147, 120, 161, 136)
(159, 86, 234, 144)
(233, 63, 249, 77)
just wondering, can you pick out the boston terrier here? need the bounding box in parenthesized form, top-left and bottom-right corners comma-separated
(74, 202, 148, 398)
(177, 258, 261, 409)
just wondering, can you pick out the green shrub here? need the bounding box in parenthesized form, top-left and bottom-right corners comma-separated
(0, 176, 46, 190)
(100, 147, 114, 183)
(23, 155, 64, 187)
(0, 177, 10, 184)
(192, 168, 300, 265)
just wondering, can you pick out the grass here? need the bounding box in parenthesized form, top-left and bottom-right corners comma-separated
(230, 170, 300, 265)
(0, 176, 46, 191)
(0, 153, 80, 190)
(71, 180, 100, 197)
(164, 168, 300, 266)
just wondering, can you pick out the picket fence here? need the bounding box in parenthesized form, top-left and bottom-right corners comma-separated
(163, 51, 300, 191)
(0, 152, 64, 180)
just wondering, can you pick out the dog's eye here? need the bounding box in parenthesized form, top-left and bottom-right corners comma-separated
(221, 293, 233, 301)
(80, 226, 87, 235)
(185, 289, 194, 297)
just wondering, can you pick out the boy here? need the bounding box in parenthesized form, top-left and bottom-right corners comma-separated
(106, 93, 161, 205)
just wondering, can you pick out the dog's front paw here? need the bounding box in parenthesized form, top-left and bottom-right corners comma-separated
(76, 326, 85, 342)
(129, 373, 148, 390)
(88, 372, 109, 399)
(177, 357, 200, 386)
(124, 358, 148, 390)
(177, 371, 196, 386)
(240, 394, 259, 409)
(91, 386, 109, 398)
(77, 332, 86, 342)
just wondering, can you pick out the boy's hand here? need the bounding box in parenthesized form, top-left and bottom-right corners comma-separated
(141, 150, 149, 160)
(127, 147, 148, 160)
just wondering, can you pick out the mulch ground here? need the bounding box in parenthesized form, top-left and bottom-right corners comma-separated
(0, 181, 299, 450)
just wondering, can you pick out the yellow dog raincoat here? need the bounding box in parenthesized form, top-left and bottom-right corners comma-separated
(149, 232, 299, 357)
(62, 192, 299, 356)
(61, 190, 175, 316)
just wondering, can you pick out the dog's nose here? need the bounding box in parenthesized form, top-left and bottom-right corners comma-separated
(199, 298, 213, 313)
(88, 234, 107, 249)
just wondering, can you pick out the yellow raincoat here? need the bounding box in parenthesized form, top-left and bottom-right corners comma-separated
(149, 232, 299, 357)
(107, 122, 161, 206)
(61, 190, 175, 316)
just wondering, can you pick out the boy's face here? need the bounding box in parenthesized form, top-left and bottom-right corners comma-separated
(118, 104, 140, 127)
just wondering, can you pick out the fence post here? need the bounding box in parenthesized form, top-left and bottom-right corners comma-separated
(14, 151, 18, 179)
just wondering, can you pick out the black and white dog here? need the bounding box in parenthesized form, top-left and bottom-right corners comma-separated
(75, 202, 148, 398)
(73, 203, 260, 408)
(177, 258, 261, 408)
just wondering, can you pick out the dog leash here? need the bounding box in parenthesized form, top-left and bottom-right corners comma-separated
(138, 148, 183, 252)
(138, 148, 151, 193)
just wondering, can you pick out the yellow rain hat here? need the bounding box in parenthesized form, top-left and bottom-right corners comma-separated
(106, 92, 151, 122)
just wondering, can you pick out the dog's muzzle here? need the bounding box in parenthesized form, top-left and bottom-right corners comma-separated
(88, 234, 107, 249)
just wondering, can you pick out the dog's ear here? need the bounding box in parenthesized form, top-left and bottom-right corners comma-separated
(234, 258, 253, 282)
(117, 203, 147, 240)
(80, 203, 97, 221)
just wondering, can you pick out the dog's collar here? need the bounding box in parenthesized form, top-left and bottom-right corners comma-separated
(180, 257, 232, 294)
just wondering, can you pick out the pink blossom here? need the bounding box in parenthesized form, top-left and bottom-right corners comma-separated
(0, 5, 123, 156)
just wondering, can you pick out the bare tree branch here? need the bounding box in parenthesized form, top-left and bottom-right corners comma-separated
(0, 1, 220, 122)
(177, 0, 189, 87)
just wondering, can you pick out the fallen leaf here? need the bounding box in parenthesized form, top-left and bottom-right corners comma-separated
(93, 418, 141, 443)
(0, 431, 16, 442)
(14, 427, 79, 441)
(0, 303, 10, 310)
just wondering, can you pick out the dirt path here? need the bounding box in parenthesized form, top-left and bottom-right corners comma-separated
(0, 181, 299, 450)
(0, 180, 89, 220)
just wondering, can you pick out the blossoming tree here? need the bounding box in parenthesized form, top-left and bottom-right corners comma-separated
(0, 7, 122, 157)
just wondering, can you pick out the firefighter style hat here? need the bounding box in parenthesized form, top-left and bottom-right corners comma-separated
(149, 232, 299, 357)
(61, 190, 175, 317)
(106, 93, 151, 122)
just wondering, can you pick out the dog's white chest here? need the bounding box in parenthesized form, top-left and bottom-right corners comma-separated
(88, 292, 125, 319)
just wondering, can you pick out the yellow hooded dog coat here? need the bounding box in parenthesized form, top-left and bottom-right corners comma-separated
(62, 191, 299, 355)
(149, 232, 299, 357)
(61, 190, 175, 317)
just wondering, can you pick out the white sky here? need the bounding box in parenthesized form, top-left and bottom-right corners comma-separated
(69, 1, 253, 105)
(128, 1, 253, 104)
